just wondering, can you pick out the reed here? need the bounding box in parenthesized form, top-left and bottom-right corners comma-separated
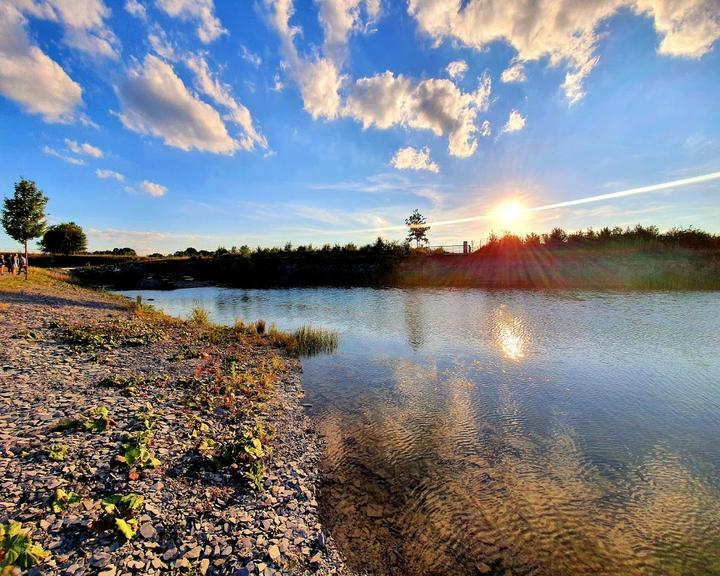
(293, 325, 339, 357)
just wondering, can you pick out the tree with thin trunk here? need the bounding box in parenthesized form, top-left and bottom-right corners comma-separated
(2, 178, 48, 280)
(405, 209, 430, 248)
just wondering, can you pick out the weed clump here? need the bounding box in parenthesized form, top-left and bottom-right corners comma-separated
(188, 307, 210, 325)
(0, 522, 49, 571)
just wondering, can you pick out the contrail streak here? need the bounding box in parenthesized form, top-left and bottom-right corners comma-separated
(340, 170, 720, 234)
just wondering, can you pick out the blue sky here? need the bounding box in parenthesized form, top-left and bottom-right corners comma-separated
(1, 0, 719, 253)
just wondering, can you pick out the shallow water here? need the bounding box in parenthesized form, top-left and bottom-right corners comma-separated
(120, 287, 720, 575)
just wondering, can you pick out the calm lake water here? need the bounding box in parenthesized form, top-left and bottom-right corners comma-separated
(119, 287, 720, 576)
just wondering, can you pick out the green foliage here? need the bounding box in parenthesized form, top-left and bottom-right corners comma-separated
(293, 325, 339, 356)
(405, 209, 430, 247)
(50, 488, 81, 514)
(101, 493, 143, 540)
(80, 406, 112, 433)
(120, 404, 160, 470)
(101, 493, 144, 516)
(1, 179, 48, 245)
(244, 461, 265, 491)
(46, 444, 69, 461)
(0, 522, 49, 570)
(39, 222, 87, 254)
(114, 518, 138, 540)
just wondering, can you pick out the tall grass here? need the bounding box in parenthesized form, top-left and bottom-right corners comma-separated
(293, 325, 338, 357)
(188, 306, 210, 325)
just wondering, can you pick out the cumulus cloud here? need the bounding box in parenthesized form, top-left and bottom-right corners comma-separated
(155, 0, 226, 44)
(500, 61, 526, 83)
(502, 109, 526, 133)
(138, 180, 167, 196)
(446, 60, 468, 80)
(95, 168, 124, 181)
(115, 54, 240, 154)
(184, 54, 267, 150)
(263, 0, 344, 120)
(124, 0, 146, 20)
(390, 146, 439, 173)
(65, 138, 102, 157)
(407, 0, 720, 104)
(42, 145, 84, 164)
(344, 70, 492, 157)
(316, 0, 384, 62)
(0, 4, 84, 123)
(9, 0, 120, 59)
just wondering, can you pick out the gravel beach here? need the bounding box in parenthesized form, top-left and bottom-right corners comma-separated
(0, 271, 346, 575)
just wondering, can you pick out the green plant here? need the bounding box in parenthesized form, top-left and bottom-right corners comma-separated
(0, 522, 49, 570)
(293, 325, 339, 357)
(100, 493, 144, 541)
(46, 444, 69, 461)
(80, 406, 112, 433)
(244, 461, 265, 491)
(50, 488, 81, 514)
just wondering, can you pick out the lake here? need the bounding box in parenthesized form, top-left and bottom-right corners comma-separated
(118, 286, 720, 575)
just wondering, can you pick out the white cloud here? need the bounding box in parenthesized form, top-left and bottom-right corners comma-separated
(124, 0, 147, 20)
(0, 4, 84, 123)
(184, 54, 267, 150)
(9, 0, 120, 59)
(263, 0, 344, 120)
(65, 138, 103, 157)
(502, 109, 526, 133)
(148, 25, 177, 61)
(138, 180, 167, 196)
(446, 60, 468, 80)
(390, 146, 439, 173)
(115, 54, 240, 154)
(95, 168, 124, 181)
(316, 0, 384, 62)
(500, 61, 526, 83)
(155, 0, 226, 44)
(42, 145, 84, 164)
(240, 45, 262, 67)
(480, 119, 491, 137)
(343, 70, 492, 157)
(407, 0, 720, 104)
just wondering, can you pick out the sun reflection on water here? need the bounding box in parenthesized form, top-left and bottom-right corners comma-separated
(493, 310, 529, 361)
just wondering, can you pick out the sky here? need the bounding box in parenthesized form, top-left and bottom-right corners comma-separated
(1, 0, 719, 254)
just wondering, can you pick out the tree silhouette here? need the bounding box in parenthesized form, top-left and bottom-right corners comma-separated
(2, 178, 48, 279)
(40, 222, 87, 254)
(405, 209, 430, 247)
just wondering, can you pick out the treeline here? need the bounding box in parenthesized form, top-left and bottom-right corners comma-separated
(480, 225, 720, 252)
(159, 225, 720, 259)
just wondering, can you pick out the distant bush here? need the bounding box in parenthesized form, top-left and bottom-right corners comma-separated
(40, 222, 87, 254)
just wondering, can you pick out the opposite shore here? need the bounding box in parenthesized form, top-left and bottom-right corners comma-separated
(0, 270, 345, 575)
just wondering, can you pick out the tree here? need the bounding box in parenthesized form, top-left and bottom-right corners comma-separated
(405, 209, 430, 247)
(2, 178, 48, 279)
(40, 222, 87, 254)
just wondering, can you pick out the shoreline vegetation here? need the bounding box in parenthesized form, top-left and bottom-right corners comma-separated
(45, 224, 720, 291)
(0, 269, 345, 575)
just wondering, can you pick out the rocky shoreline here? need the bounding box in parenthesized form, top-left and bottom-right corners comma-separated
(0, 271, 346, 575)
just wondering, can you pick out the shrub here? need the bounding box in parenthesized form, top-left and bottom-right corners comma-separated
(0, 522, 49, 570)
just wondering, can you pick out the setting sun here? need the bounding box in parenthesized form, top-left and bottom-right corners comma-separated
(495, 201, 527, 228)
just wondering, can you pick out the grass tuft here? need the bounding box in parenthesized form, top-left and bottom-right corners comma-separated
(188, 306, 210, 325)
(293, 325, 338, 357)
